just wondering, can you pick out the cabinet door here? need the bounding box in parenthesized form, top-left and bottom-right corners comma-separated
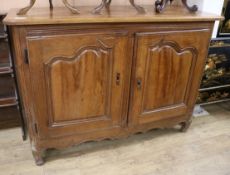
(129, 29, 211, 126)
(26, 32, 131, 139)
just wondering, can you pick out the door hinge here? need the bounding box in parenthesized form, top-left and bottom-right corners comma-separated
(34, 123, 38, 135)
(24, 49, 30, 64)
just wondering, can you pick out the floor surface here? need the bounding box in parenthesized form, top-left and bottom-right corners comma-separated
(0, 102, 230, 175)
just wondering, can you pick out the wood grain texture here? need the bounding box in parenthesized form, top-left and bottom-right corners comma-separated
(6, 10, 216, 164)
(26, 31, 132, 139)
(4, 5, 222, 26)
(129, 29, 211, 126)
(46, 45, 111, 122)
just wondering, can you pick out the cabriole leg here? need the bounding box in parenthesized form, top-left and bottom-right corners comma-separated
(155, 0, 172, 13)
(62, 0, 80, 14)
(49, 0, 54, 10)
(154, 0, 198, 13)
(93, 0, 112, 14)
(181, 0, 198, 12)
(17, 0, 36, 15)
(17, 0, 54, 15)
(129, 0, 146, 13)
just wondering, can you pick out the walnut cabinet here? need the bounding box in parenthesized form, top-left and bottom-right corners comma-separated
(4, 6, 221, 165)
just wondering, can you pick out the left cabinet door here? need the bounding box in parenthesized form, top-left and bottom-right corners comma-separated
(26, 32, 131, 139)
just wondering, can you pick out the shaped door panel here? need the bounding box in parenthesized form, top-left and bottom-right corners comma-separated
(26, 32, 131, 138)
(129, 29, 211, 125)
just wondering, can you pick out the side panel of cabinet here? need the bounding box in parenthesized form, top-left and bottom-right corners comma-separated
(26, 32, 132, 139)
(129, 29, 211, 126)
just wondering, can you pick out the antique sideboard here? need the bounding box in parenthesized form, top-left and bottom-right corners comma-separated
(4, 5, 221, 165)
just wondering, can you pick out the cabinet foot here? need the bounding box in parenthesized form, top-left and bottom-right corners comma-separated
(180, 120, 192, 132)
(32, 150, 45, 166)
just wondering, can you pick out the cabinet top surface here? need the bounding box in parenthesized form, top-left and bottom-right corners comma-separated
(4, 5, 222, 26)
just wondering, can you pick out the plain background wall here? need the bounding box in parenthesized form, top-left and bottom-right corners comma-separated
(0, 0, 225, 37)
(201, 0, 225, 37)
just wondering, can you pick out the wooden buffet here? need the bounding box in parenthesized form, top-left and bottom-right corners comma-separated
(4, 5, 221, 165)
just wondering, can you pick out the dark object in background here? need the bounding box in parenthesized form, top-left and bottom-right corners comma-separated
(198, 0, 230, 105)
(198, 38, 230, 105)
(0, 14, 25, 137)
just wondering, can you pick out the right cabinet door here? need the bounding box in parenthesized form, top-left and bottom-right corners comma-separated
(129, 29, 211, 126)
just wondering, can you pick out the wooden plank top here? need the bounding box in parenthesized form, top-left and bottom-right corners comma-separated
(4, 5, 223, 26)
